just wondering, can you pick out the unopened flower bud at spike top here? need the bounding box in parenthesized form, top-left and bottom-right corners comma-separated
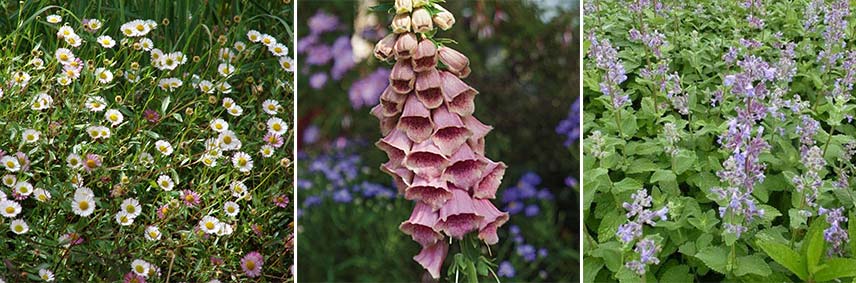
(433, 5, 456, 30)
(395, 0, 413, 14)
(412, 0, 430, 8)
(394, 32, 418, 59)
(438, 46, 471, 78)
(392, 14, 412, 34)
(411, 8, 433, 33)
(374, 33, 397, 61)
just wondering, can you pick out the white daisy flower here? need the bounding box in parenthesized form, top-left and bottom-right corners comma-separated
(33, 188, 51, 202)
(121, 198, 142, 218)
(105, 109, 124, 126)
(57, 25, 75, 38)
(145, 226, 162, 241)
(56, 75, 72, 86)
(158, 77, 182, 91)
(218, 48, 235, 62)
(1, 156, 21, 172)
(224, 201, 240, 217)
(215, 222, 234, 236)
(70, 174, 84, 188)
(267, 117, 288, 135)
(157, 175, 174, 191)
(268, 43, 289, 57)
(74, 187, 94, 200)
(124, 71, 140, 83)
(38, 269, 55, 282)
(222, 97, 235, 108)
(31, 93, 53, 110)
(55, 48, 75, 64)
(72, 197, 95, 217)
(46, 14, 62, 24)
(279, 56, 295, 72)
(260, 145, 275, 158)
(115, 211, 134, 226)
(95, 68, 113, 84)
(86, 126, 110, 140)
(14, 181, 33, 196)
(30, 57, 45, 69)
(247, 30, 261, 42)
(13, 71, 31, 86)
(139, 38, 153, 51)
(122, 20, 151, 37)
(210, 118, 229, 132)
(10, 219, 28, 235)
(97, 36, 116, 48)
(218, 130, 241, 151)
(0, 200, 22, 218)
(86, 96, 108, 112)
(65, 34, 83, 47)
(130, 259, 151, 276)
(139, 153, 154, 165)
(150, 48, 164, 64)
(155, 140, 173, 156)
(234, 41, 246, 52)
(199, 216, 221, 234)
(262, 99, 281, 115)
(230, 181, 248, 198)
(85, 19, 102, 31)
(198, 80, 215, 93)
(227, 105, 243, 117)
(1, 175, 15, 187)
(232, 151, 253, 173)
(217, 63, 235, 77)
(217, 81, 232, 93)
(22, 129, 40, 144)
(260, 34, 276, 46)
(200, 155, 218, 168)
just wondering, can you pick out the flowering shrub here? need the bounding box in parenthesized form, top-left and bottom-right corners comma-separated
(0, 2, 293, 282)
(586, 0, 856, 282)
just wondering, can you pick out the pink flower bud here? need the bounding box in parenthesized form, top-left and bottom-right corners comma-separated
(431, 105, 472, 156)
(398, 95, 433, 142)
(473, 199, 509, 245)
(394, 0, 413, 14)
(443, 144, 487, 188)
(415, 69, 443, 109)
(374, 33, 397, 61)
(438, 47, 471, 78)
(433, 5, 456, 30)
(437, 189, 483, 239)
(413, 241, 448, 280)
(405, 175, 452, 209)
(404, 140, 448, 178)
(473, 159, 506, 199)
(390, 59, 415, 94)
(392, 13, 411, 33)
(411, 8, 433, 33)
(394, 32, 418, 60)
(400, 202, 444, 246)
(412, 40, 438, 72)
(440, 71, 478, 116)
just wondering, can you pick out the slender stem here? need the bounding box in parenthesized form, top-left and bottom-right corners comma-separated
(823, 124, 836, 158)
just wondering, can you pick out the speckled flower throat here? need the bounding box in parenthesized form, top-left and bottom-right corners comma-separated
(370, 0, 509, 279)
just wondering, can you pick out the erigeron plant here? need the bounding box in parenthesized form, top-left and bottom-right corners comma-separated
(371, 0, 508, 281)
(0, 4, 293, 282)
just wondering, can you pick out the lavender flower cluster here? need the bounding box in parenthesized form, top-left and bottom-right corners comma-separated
(587, 33, 628, 109)
(616, 189, 667, 275)
(500, 172, 554, 218)
(556, 96, 581, 147)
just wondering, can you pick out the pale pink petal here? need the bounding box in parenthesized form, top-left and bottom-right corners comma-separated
(437, 189, 483, 239)
(413, 241, 449, 279)
(394, 32, 418, 59)
(438, 46, 470, 78)
(380, 161, 413, 194)
(371, 104, 399, 136)
(412, 39, 438, 73)
(376, 129, 412, 166)
(380, 85, 407, 117)
(443, 144, 487, 189)
(472, 199, 509, 245)
(431, 105, 472, 156)
(461, 115, 493, 140)
(468, 137, 486, 155)
(390, 59, 415, 94)
(405, 175, 453, 209)
(415, 69, 443, 109)
(404, 140, 449, 178)
(439, 71, 477, 116)
(400, 202, 445, 247)
(473, 159, 506, 199)
(398, 95, 434, 142)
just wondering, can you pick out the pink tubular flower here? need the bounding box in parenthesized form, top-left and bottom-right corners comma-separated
(372, 3, 507, 278)
(240, 251, 264, 278)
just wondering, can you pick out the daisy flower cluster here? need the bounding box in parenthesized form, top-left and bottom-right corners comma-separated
(0, 5, 293, 282)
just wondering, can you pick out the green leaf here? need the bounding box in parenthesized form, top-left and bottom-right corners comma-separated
(650, 170, 676, 183)
(161, 95, 171, 114)
(625, 158, 662, 173)
(598, 211, 625, 243)
(694, 246, 729, 274)
(755, 235, 808, 280)
(687, 210, 719, 233)
(583, 258, 604, 283)
(813, 258, 856, 281)
(805, 217, 828, 272)
(673, 150, 696, 174)
(734, 254, 772, 277)
(659, 265, 693, 282)
(851, 212, 856, 257)
(590, 241, 623, 272)
(612, 178, 642, 194)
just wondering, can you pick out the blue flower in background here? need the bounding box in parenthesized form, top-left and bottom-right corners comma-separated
(304, 196, 322, 208)
(332, 189, 353, 203)
(556, 96, 581, 147)
(497, 261, 515, 278)
(524, 204, 541, 217)
(517, 244, 537, 262)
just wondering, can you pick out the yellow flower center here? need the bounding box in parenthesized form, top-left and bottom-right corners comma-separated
(60, 54, 68, 61)
(5, 207, 14, 213)
(100, 73, 108, 79)
(238, 159, 247, 167)
(205, 222, 215, 230)
(86, 159, 96, 168)
(246, 260, 256, 270)
(185, 194, 195, 202)
(272, 124, 282, 131)
(126, 205, 136, 214)
(135, 265, 144, 273)
(215, 124, 223, 130)
(110, 114, 118, 121)
(6, 161, 15, 168)
(223, 136, 232, 144)
(135, 24, 145, 31)
(79, 201, 89, 210)
(14, 225, 23, 232)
